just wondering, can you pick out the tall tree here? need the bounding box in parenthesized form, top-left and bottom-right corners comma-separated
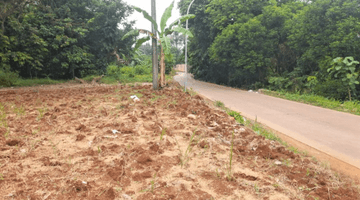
(0, 0, 134, 80)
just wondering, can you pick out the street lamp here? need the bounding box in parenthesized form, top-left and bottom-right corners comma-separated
(184, 0, 195, 92)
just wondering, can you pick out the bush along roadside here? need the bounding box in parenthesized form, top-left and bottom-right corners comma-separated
(262, 90, 360, 116)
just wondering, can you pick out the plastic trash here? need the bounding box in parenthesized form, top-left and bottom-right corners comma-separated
(130, 95, 140, 102)
(275, 160, 282, 165)
(103, 135, 118, 139)
(248, 90, 253, 92)
(122, 194, 132, 200)
(112, 129, 119, 134)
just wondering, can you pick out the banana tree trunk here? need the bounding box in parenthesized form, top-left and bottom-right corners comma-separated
(160, 45, 166, 87)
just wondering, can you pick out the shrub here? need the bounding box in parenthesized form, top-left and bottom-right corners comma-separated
(0, 67, 19, 87)
(134, 65, 151, 75)
(313, 80, 349, 100)
(120, 66, 135, 77)
(268, 76, 292, 91)
(106, 64, 120, 77)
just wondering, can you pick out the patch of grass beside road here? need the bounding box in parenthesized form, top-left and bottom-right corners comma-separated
(214, 100, 308, 156)
(8, 78, 65, 87)
(263, 90, 360, 116)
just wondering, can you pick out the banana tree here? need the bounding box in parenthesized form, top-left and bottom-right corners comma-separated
(122, 1, 195, 87)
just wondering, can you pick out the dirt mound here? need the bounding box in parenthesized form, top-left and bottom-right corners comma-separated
(0, 83, 358, 199)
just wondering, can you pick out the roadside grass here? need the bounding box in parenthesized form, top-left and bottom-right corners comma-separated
(1, 67, 176, 88)
(214, 100, 225, 108)
(82, 72, 174, 85)
(8, 78, 65, 87)
(81, 74, 153, 85)
(263, 90, 360, 116)
(213, 100, 309, 157)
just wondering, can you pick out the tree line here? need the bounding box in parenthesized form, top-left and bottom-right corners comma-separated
(0, 0, 134, 81)
(179, 0, 360, 101)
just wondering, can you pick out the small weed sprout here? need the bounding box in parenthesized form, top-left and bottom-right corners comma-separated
(0, 103, 7, 128)
(254, 183, 260, 194)
(227, 131, 235, 181)
(13, 105, 25, 116)
(150, 172, 157, 193)
(311, 156, 318, 163)
(216, 169, 221, 179)
(68, 156, 72, 167)
(160, 128, 166, 141)
(0, 173, 4, 180)
(301, 150, 309, 157)
(97, 146, 102, 154)
(37, 107, 47, 121)
(175, 129, 201, 168)
(306, 168, 311, 176)
(50, 140, 60, 156)
(320, 161, 330, 169)
(4, 128, 10, 138)
(283, 159, 291, 167)
(289, 146, 299, 154)
(32, 128, 39, 135)
(187, 87, 197, 96)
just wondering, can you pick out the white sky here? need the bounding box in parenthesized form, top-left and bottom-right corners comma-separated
(122, 0, 182, 32)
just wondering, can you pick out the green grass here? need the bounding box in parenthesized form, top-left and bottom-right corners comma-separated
(263, 90, 360, 116)
(160, 128, 167, 141)
(248, 120, 286, 145)
(247, 119, 309, 157)
(175, 129, 201, 168)
(0, 103, 7, 128)
(227, 131, 235, 181)
(214, 100, 225, 108)
(83, 73, 173, 85)
(227, 110, 245, 124)
(11, 78, 66, 87)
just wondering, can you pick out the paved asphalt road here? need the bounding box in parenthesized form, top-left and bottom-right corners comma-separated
(174, 73, 360, 170)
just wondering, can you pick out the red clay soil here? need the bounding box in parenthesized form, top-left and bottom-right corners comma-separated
(0, 82, 359, 199)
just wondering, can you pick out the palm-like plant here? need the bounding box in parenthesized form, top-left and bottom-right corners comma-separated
(123, 1, 195, 87)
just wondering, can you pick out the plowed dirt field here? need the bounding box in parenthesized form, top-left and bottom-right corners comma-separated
(0, 82, 359, 200)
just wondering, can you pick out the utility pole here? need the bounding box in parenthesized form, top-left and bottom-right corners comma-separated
(184, 0, 195, 92)
(151, 0, 158, 90)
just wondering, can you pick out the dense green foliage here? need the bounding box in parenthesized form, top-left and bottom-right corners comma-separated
(179, 0, 360, 100)
(0, 0, 135, 84)
(263, 90, 360, 116)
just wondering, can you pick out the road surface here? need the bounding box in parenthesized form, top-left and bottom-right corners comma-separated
(174, 73, 360, 175)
